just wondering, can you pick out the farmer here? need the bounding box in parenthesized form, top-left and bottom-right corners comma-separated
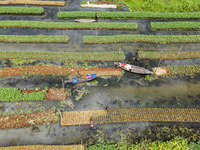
(90, 117, 94, 128)
(95, 13, 98, 22)
(105, 106, 110, 113)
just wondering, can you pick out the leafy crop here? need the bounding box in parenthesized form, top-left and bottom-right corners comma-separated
(0, 88, 47, 102)
(57, 11, 200, 20)
(0, 1, 65, 6)
(0, 7, 44, 15)
(138, 51, 200, 59)
(0, 50, 125, 61)
(0, 35, 69, 43)
(167, 65, 200, 76)
(150, 22, 200, 30)
(0, 20, 137, 30)
(83, 35, 200, 44)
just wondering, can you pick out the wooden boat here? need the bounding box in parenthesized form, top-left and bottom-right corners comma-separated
(65, 74, 98, 83)
(75, 19, 97, 22)
(114, 62, 154, 75)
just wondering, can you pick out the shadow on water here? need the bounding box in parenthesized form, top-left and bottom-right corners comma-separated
(0, 0, 199, 147)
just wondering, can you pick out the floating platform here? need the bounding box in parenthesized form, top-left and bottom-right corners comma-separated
(61, 108, 200, 126)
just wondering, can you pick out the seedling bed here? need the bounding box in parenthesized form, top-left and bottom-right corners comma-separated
(57, 11, 200, 20)
(0, 109, 57, 129)
(0, 21, 137, 30)
(0, 66, 122, 77)
(0, 0, 65, 6)
(83, 35, 200, 44)
(153, 65, 200, 76)
(0, 50, 125, 61)
(0, 145, 84, 150)
(150, 22, 200, 31)
(0, 35, 69, 43)
(0, 7, 44, 15)
(138, 51, 200, 59)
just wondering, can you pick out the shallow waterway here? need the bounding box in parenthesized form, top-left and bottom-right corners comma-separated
(0, 0, 199, 147)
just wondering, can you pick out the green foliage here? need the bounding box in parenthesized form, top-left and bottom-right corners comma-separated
(0, 35, 69, 43)
(0, 88, 47, 102)
(0, 20, 137, 30)
(0, 7, 44, 15)
(0, 50, 125, 62)
(83, 35, 200, 44)
(87, 144, 117, 150)
(150, 22, 200, 31)
(57, 11, 200, 20)
(167, 65, 200, 75)
(138, 51, 200, 59)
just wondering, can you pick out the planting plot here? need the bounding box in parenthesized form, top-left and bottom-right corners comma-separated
(0, 7, 44, 15)
(138, 51, 200, 59)
(0, 109, 57, 129)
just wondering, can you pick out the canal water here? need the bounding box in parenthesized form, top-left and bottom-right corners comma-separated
(0, 0, 199, 146)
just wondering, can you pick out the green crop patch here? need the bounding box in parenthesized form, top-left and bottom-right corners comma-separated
(0, 21, 138, 30)
(0, 7, 44, 15)
(0, 35, 69, 43)
(57, 11, 200, 20)
(83, 35, 200, 44)
(150, 22, 200, 30)
(138, 51, 200, 59)
(0, 50, 125, 61)
(0, 88, 46, 102)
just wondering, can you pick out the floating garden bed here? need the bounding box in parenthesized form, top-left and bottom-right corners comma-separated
(83, 35, 200, 44)
(153, 65, 200, 76)
(150, 22, 200, 31)
(138, 51, 200, 59)
(0, 35, 69, 43)
(80, 1, 124, 9)
(0, 87, 67, 102)
(0, 21, 138, 30)
(57, 11, 200, 20)
(0, 109, 57, 129)
(0, 66, 122, 77)
(0, 50, 125, 61)
(0, 7, 44, 15)
(0, 0, 65, 6)
(0, 145, 84, 150)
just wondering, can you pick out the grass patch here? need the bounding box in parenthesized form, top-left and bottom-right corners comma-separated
(138, 51, 200, 59)
(0, 20, 138, 30)
(150, 22, 200, 31)
(0, 35, 69, 43)
(0, 7, 44, 15)
(57, 11, 200, 20)
(83, 35, 200, 44)
(0, 50, 125, 61)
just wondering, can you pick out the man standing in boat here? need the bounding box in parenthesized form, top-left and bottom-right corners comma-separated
(95, 13, 98, 22)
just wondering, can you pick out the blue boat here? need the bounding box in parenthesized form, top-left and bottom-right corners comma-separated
(65, 73, 98, 83)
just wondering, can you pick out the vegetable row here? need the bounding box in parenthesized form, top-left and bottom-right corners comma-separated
(0, 21, 138, 30)
(0, 50, 125, 61)
(57, 11, 200, 20)
(138, 51, 200, 59)
(83, 35, 200, 44)
(0, 7, 44, 15)
(0, 1, 65, 6)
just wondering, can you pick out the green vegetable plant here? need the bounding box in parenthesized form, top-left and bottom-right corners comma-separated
(0, 7, 44, 15)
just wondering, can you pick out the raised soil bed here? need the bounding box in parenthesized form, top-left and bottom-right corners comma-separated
(83, 35, 200, 44)
(0, 35, 69, 43)
(138, 51, 200, 59)
(0, 0, 65, 6)
(0, 109, 57, 129)
(153, 65, 200, 76)
(0, 7, 44, 15)
(150, 22, 200, 31)
(0, 66, 122, 77)
(0, 145, 84, 150)
(0, 21, 138, 30)
(0, 50, 125, 62)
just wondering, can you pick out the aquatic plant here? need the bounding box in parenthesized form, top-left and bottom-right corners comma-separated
(0, 50, 125, 61)
(150, 22, 200, 31)
(138, 51, 200, 59)
(0, 21, 137, 30)
(0, 7, 44, 15)
(83, 35, 200, 44)
(0, 35, 69, 43)
(57, 11, 200, 20)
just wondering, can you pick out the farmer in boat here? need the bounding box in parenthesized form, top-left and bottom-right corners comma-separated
(90, 117, 94, 128)
(95, 13, 98, 22)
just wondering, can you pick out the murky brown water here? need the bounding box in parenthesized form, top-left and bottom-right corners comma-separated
(0, 0, 199, 147)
